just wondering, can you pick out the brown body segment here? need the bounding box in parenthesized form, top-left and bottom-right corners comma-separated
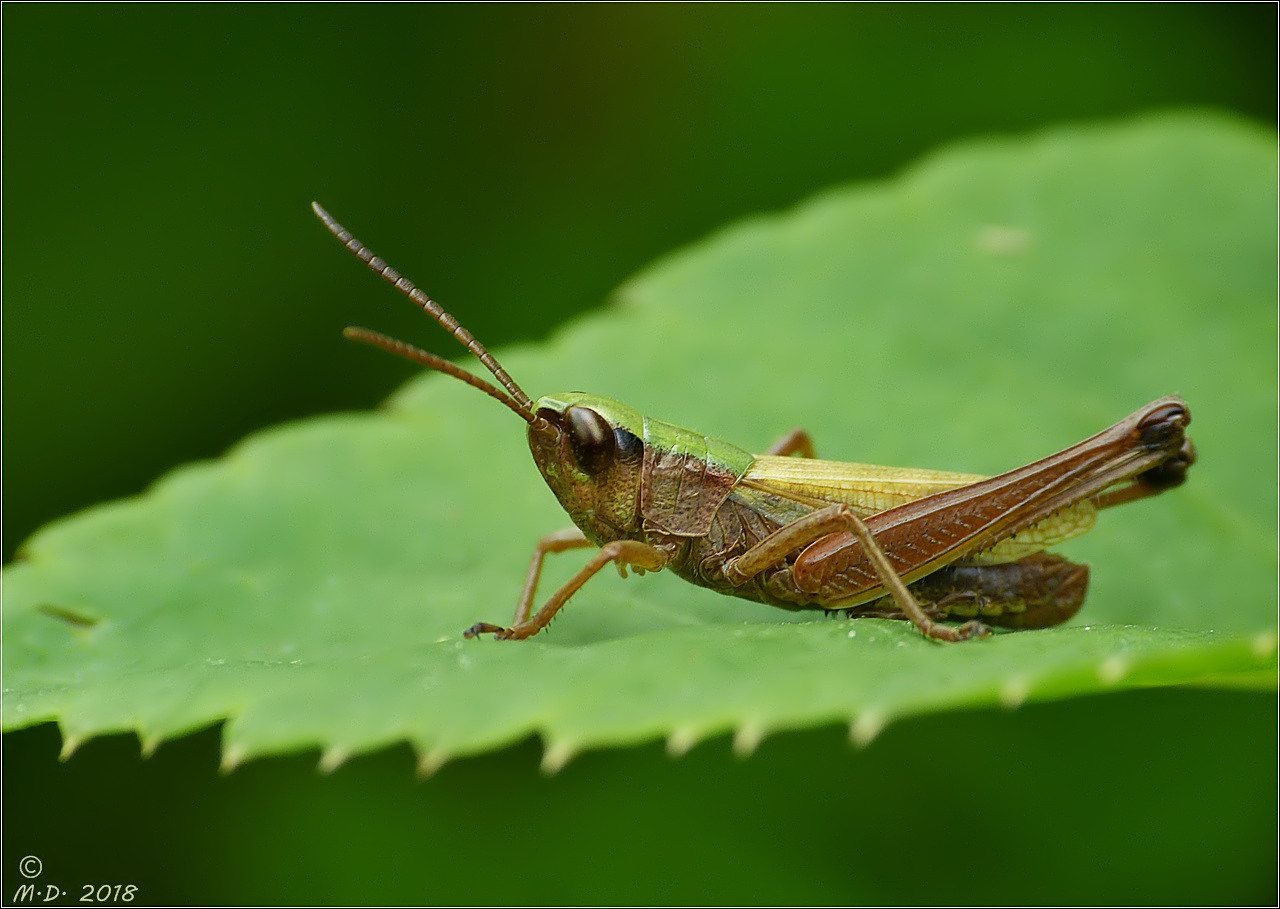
(788, 397, 1192, 606)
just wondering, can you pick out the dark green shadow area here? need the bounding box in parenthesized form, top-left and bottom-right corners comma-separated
(5, 687, 1275, 905)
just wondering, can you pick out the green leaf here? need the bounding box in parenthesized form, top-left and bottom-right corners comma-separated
(4, 111, 1276, 770)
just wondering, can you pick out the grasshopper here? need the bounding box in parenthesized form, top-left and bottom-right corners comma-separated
(314, 203, 1195, 643)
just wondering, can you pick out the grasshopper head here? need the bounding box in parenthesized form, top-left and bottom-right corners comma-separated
(527, 393, 646, 545)
(314, 204, 646, 544)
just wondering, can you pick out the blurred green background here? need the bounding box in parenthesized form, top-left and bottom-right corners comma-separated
(3, 4, 1276, 904)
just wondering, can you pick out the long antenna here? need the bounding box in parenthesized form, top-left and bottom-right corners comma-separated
(343, 327, 536, 425)
(312, 202, 539, 417)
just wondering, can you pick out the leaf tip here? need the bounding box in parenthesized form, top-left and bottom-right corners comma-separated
(849, 709, 887, 748)
(220, 745, 248, 775)
(732, 721, 766, 758)
(999, 676, 1031, 710)
(666, 727, 700, 758)
(139, 733, 164, 759)
(58, 733, 85, 762)
(319, 746, 352, 774)
(541, 740, 578, 775)
(1097, 654, 1131, 686)
(416, 748, 451, 779)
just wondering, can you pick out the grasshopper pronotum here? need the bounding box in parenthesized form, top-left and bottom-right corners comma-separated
(315, 203, 1195, 643)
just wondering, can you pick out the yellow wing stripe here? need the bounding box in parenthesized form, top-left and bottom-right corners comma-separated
(742, 454, 1097, 559)
(743, 456, 988, 513)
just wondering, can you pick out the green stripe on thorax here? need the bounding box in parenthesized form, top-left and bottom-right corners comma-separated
(639, 414, 754, 536)
(536, 392, 755, 475)
(639, 415, 756, 478)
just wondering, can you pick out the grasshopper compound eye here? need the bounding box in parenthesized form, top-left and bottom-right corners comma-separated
(565, 406, 615, 474)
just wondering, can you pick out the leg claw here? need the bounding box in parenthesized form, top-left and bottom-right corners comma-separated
(463, 622, 512, 640)
(955, 620, 993, 641)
